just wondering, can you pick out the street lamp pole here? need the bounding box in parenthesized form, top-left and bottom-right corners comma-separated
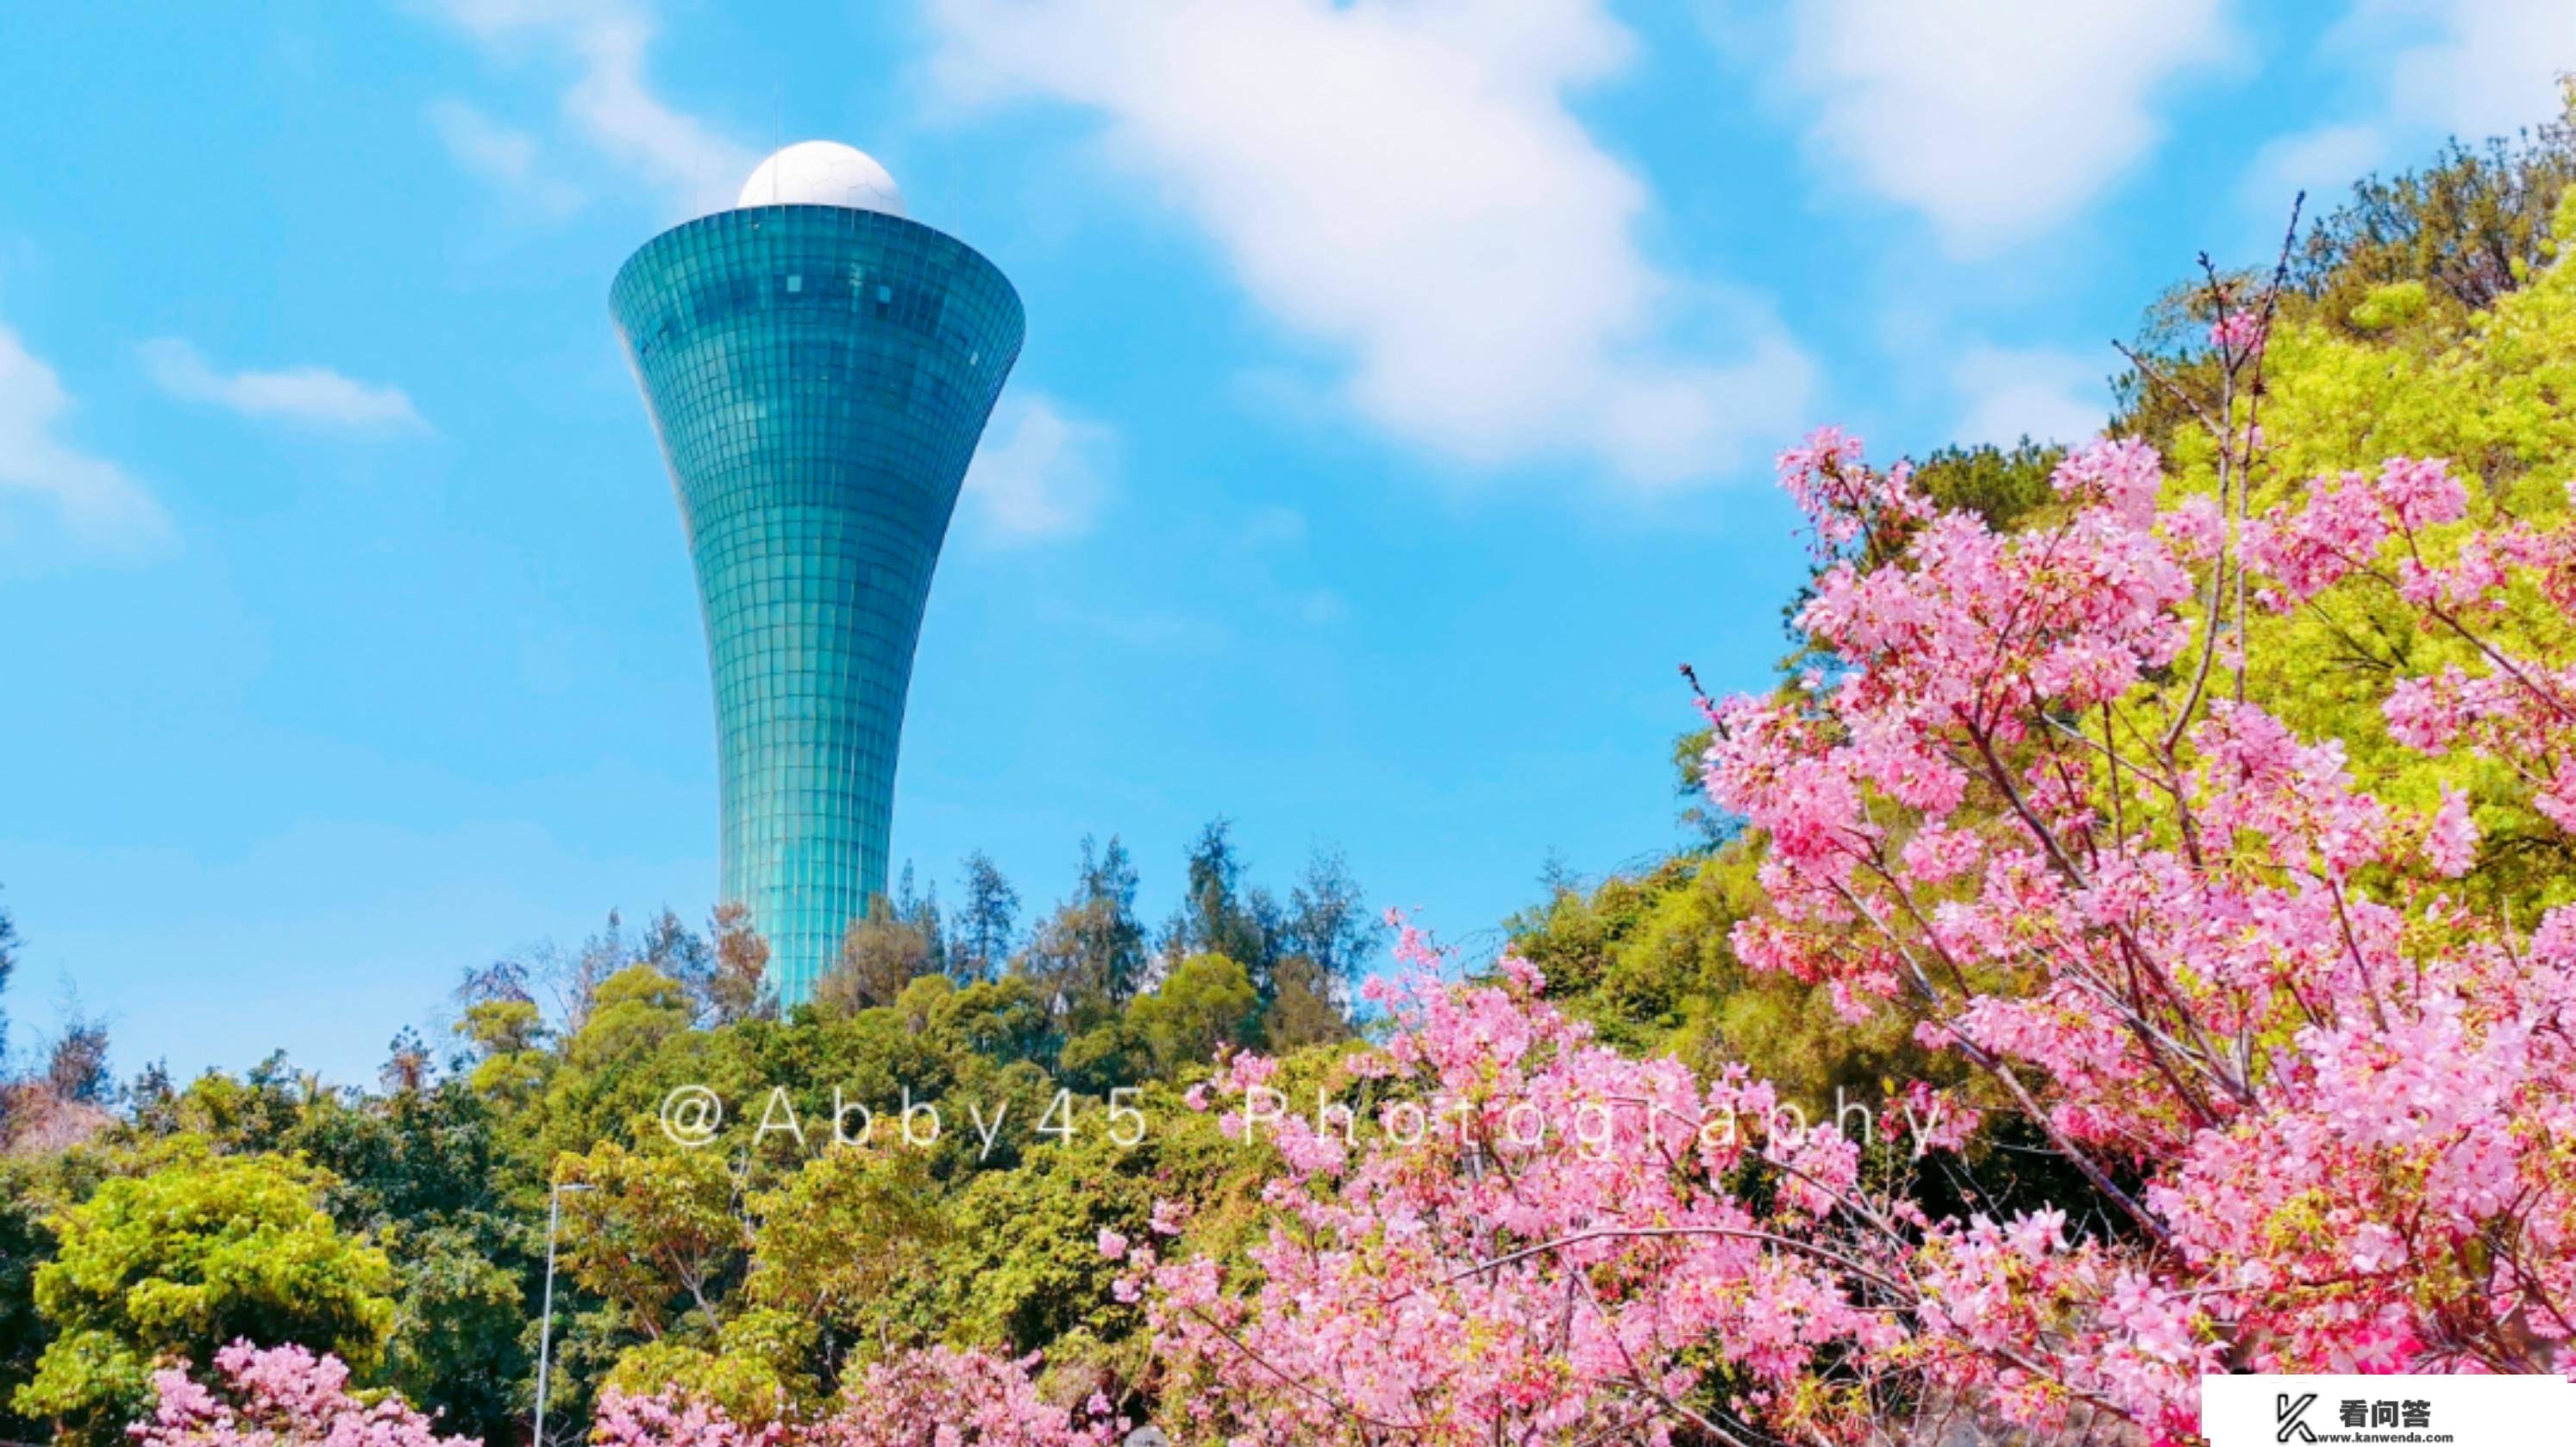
(533, 1180, 594, 1447)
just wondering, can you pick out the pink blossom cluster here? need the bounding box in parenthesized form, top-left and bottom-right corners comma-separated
(824, 1348, 1121, 1447)
(1122, 421, 2576, 1445)
(1776, 426, 1930, 559)
(2243, 458, 2576, 828)
(135, 1342, 1116, 1447)
(131, 1343, 475, 1447)
(2242, 457, 2469, 604)
(1132, 922, 1911, 1445)
(594, 1392, 783, 1447)
(1694, 430, 2576, 1432)
(2208, 309, 2268, 360)
(592, 1348, 1118, 1447)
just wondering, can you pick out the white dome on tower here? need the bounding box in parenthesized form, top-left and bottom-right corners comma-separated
(736, 141, 906, 217)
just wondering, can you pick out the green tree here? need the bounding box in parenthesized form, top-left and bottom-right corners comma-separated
(892, 863, 950, 976)
(41, 1017, 112, 1108)
(1165, 820, 1280, 988)
(1257, 954, 1345, 1052)
(14, 1150, 397, 1440)
(0, 1162, 55, 1441)
(816, 899, 933, 1014)
(938, 1131, 1154, 1361)
(376, 1223, 527, 1442)
(924, 974, 1055, 1068)
(1508, 849, 1942, 1112)
(565, 964, 693, 1072)
(1281, 843, 1379, 993)
(2293, 84, 2576, 325)
(456, 996, 549, 1102)
(636, 908, 713, 1009)
(743, 1146, 946, 1368)
(952, 851, 1019, 983)
(557, 1140, 743, 1343)
(601, 1306, 816, 1425)
(286, 1080, 530, 1444)
(155, 1056, 310, 1155)
(1125, 954, 1258, 1076)
(1056, 1020, 1145, 1095)
(1022, 836, 1148, 1017)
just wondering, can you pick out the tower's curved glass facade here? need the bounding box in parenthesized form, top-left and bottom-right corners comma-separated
(612, 205, 1023, 1003)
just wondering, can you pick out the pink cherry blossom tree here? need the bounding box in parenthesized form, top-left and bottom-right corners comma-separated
(592, 1389, 785, 1447)
(135, 1343, 1113, 1447)
(129, 1342, 477, 1447)
(1129, 932, 1918, 1445)
(818, 1347, 1122, 1447)
(591, 1348, 1118, 1447)
(1125, 281, 2576, 1443)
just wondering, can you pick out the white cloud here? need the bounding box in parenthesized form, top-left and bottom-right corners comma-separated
(924, 0, 1813, 488)
(427, 99, 586, 215)
(2241, 123, 2385, 218)
(141, 339, 429, 432)
(428, 97, 540, 183)
(2379, 0, 2574, 141)
(0, 321, 172, 557)
(961, 393, 1116, 543)
(1951, 344, 2106, 448)
(1038, 597, 1228, 651)
(2248, 1, 2573, 217)
(424, 0, 753, 216)
(1784, 0, 2231, 255)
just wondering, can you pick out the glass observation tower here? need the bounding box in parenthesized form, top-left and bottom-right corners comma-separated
(611, 141, 1025, 1004)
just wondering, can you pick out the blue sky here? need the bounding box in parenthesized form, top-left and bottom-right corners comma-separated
(1, 0, 2567, 1085)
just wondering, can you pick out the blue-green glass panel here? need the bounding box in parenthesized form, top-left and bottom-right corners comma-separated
(611, 206, 1025, 1004)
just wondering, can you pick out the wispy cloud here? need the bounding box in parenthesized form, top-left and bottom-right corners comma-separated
(1038, 597, 1229, 652)
(2247, 1, 2573, 219)
(1951, 344, 2108, 449)
(961, 393, 1116, 544)
(141, 339, 429, 432)
(424, 0, 753, 216)
(2241, 123, 2386, 218)
(924, 0, 1813, 490)
(1231, 504, 1351, 624)
(0, 320, 173, 558)
(427, 98, 585, 215)
(2377, 0, 2573, 141)
(1783, 0, 2231, 255)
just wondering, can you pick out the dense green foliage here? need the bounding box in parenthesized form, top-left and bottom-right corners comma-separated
(0, 829, 1357, 1444)
(14, 1149, 397, 1437)
(2292, 95, 2576, 329)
